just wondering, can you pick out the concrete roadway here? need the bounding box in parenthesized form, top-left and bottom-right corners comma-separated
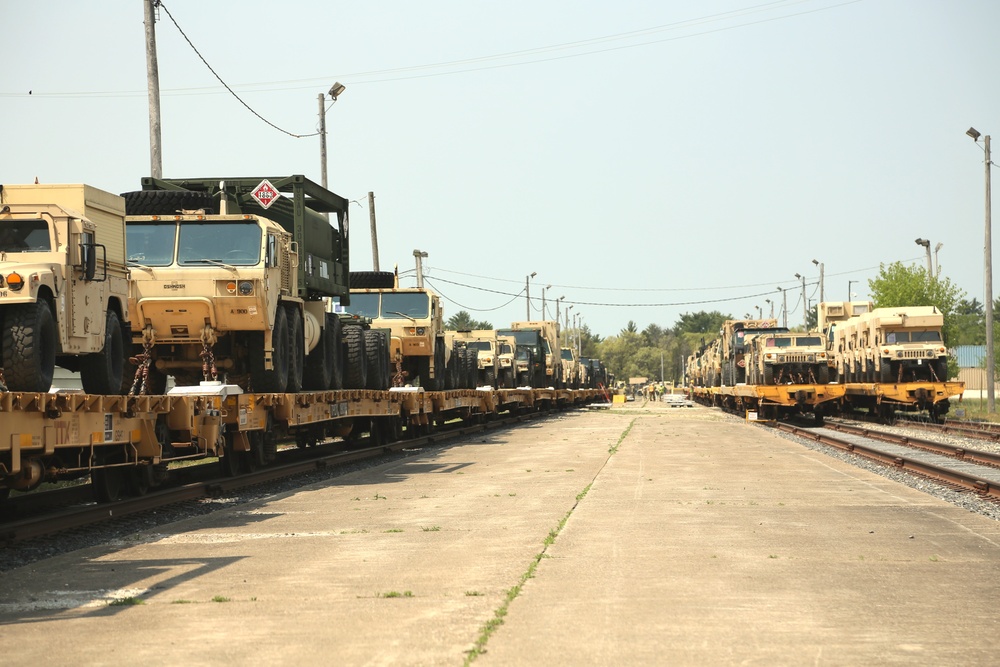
(2, 401, 1000, 665)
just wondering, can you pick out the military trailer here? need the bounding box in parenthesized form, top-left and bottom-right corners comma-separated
(0, 183, 130, 393)
(123, 176, 355, 394)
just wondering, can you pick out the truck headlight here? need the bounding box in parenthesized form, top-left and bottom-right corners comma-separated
(238, 281, 254, 295)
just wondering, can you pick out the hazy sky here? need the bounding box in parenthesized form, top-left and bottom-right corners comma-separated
(3, 0, 998, 337)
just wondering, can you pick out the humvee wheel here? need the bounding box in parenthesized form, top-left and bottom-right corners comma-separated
(363, 329, 387, 390)
(432, 340, 446, 391)
(81, 310, 126, 395)
(3, 301, 56, 392)
(304, 313, 341, 390)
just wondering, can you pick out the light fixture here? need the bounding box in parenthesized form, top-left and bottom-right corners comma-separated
(329, 82, 346, 99)
(967, 127, 981, 141)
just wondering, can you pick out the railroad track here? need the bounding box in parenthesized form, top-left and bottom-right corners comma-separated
(0, 408, 552, 546)
(770, 420, 1000, 500)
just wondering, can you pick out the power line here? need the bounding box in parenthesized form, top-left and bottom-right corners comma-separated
(157, 1, 318, 139)
(3, 0, 862, 99)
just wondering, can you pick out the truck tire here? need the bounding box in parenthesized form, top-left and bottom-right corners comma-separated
(483, 367, 495, 388)
(250, 306, 290, 393)
(3, 301, 57, 392)
(121, 190, 218, 216)
(81, 310, 126, 395)
(342, 325, 368, 389)
(304, 314, 342, 391)
(816, 364, 830, 385)
(432, 340, 446, 391)
(499, 368, 513, 388)
(285, 305, 304, 393)
(349, 271, 396, 290)
(933, 358, 948, 382)
(879, 361, 894, 384)
(762, 365, 774, 385)
(466, 348, 479, 388)
(363, 329, 387, 390)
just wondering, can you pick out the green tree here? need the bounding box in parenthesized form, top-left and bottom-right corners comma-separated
(953, 298, 985, 346)
(445, 311, 492, 331)
(867, 262, 965, 345)
(673, 311, 730, 336)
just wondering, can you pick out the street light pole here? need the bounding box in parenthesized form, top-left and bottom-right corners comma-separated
(525, 272, 536, 320)
(542, 285, 551, 319)
(413, 250, 428, 288)
(794, 273, 807, 329)
(934, 242, 943, 277)
(848, 280, 856, 301)
(968, 127, 994, 412)
(915, 238, 933, 282)
(776, 287, 787, 328)
(319, 82, 345, 189)
(812, 259, 824, 304)
(765, 298, 773, 318)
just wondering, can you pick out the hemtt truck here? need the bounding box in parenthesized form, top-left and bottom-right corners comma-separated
(0, 183, 130, 394)
(123, 176, 357, 394)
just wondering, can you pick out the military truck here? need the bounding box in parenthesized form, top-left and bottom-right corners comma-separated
(497, 326, 547, 387)
(510, 320, 563, 388)
(560, 346, 581, 389)
(844, 306, 949, 384)
(451, 329, 503, 387)
(719, 318, 787, 386)
(0, 183, 130, 394)
(495, 334, 517, 388)
(816, 300, 872, 382)
(122, 176, 358, 394)
(746, 332, 830, 385)
(348, 275, 475, 390)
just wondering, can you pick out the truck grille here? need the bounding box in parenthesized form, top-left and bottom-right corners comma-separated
(899, 349, 930, 359)
(782, 354, 814, 363)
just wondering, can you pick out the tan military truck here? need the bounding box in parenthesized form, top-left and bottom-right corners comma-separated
(495, 333, 517, 388)
(123, 176, 356, 394)
(560, 346, 581, 389)
(0, 183, 130, 393)
(719, 318, 787, 386)
(348, 282, 476, 390)
(451, 329, 502, 387)
(510, 320, 563, 388)
(844, 306, 949, 384)
(746, 332, 830, 385)
(816, 300, 873, 382)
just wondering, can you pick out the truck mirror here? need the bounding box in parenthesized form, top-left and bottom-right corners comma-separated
(83, 244, 97, 280)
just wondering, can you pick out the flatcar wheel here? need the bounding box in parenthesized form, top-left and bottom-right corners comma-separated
(92, 467, 125, 503)
(126, 466, 152, 496)
(219, 434, 241, 477)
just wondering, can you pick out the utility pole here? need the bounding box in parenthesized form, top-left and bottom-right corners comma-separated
(986, 135, 995, 412)
(144, 0, 162, 179)
(318, 93, 328, 188)
(368, 192, 379, 271)
(794, 273, 806, 329)
(812, 259, 824, 304)
(525, 272, 536, 320)
(413, 250, 427, 288)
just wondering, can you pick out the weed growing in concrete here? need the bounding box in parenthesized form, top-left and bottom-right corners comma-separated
(385, 529, 404, 533)
(508, 493, 517, 497)
(172, 599, 193, 604)
(465, 591, 484, 597)
(608, 418, 637, 454)
(768, 555, 778, 559)
(108, 597, 144, 606)
(381, 591, 414, 598)
(373, 493, 386, 500)
(929, 555, 939, 562)
(422, 526, 441, 532)
(212, 595, 231, 603)
(566, 469, 575, 472)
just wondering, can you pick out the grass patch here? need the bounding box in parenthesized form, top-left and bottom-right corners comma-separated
(108, 597, 144, 606)
(381, 591, 414, 598)
(465, 591, 484, 597)
(384, 528, 404, 533)
(608, 417, 637, 454)
(422, 526, 441, 532)
(172, 599, 193, 604)
(211, 595, 231, 603)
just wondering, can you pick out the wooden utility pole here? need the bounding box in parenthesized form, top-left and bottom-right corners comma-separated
(368, 192, 380, 271)
(144, 0, 162, 178)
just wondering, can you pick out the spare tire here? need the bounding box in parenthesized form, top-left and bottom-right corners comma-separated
(349, 271, 396, 290)
(121, 190, 218, 216)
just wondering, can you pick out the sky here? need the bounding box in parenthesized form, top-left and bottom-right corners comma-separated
(2, 0, 998, 339)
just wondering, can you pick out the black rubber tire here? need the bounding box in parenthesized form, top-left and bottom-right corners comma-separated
(304, 313, 342, 391)
(816, 364, 830, 385)
(3, 301, 57, 392)
(363, 329, 387, 390)
(432, 340, 446, 391)
(285, 305, 304, 394)
(933, 358, 948, 382)
(121, 190, 218, 216)
(81, 310, 126, 395)
(342, 325, 368, 389)
(249, 306, 289, 393)
(466, 348, 479, 388)
(91, 465, 124, 503)
(349, 271, 396, 290)
(219, 433, 241, 478)
(763, 365, 774, 385)
(329, 315, 344, 390)
(483, 367, 495, 388)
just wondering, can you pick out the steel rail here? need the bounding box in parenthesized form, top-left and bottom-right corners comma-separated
(821, 421, 1000, 469)
(772, 422, 1000, 499)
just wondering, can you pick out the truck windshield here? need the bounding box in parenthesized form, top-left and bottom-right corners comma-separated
(796, 336, 823, 346)
(0, 219, 51, 252)
(177, 222, 261, 266)
(498, 330, 540, 347)
(910, 331, 941, 342)
(126, 222, 175, 266)
(561, 349, 574, 361)
(380, 292, 429, 318)
(468, 341, 492, 351)
(349, 293, 380, 319)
